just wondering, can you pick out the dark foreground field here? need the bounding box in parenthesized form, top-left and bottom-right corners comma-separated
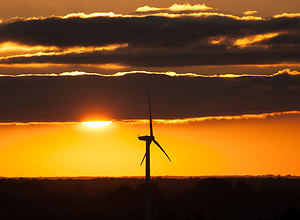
(0, 176, 299, 220)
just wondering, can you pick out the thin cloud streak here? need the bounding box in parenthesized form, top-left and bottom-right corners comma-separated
(0, 68, 299, 78)
(274, 13, 300, 18)
(121, 111, 300, 124)
(0, 43, 128, 60)
(0, 122, 79, 126)
(0, 111, 299, 126)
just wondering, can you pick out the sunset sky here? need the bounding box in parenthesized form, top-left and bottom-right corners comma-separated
(0, 1, 299, 177)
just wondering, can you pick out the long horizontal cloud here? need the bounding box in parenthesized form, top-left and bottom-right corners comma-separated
(0, 12, 300, 67)
(0, 69, 299, 122)
(1, 111, 299, 125)
(1, 48, 300, 66)
(122, 111, 300, 124)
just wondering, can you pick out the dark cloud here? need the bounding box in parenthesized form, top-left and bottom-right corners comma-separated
(0, 15, 297, 47)
(1, 48, 300, 66)
(0, 15, 300, 66)
(259, 33, 300, 46)
(0, 71, 300, 122)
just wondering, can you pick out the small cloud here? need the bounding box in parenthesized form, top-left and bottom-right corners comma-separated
(234, 33, 279, 47)
(168, 3, 212, 11)
(136, 3, 212, 12)
(274, 13, 300, 18)
(244, 10, 258, 16)
(135, 6, 161, 12)
(62, 12, 121, 19)
(273, 69, 300, 76)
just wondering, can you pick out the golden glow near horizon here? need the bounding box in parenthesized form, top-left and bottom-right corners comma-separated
(0, 113, 299, 177)
(82, 121, 112, 128)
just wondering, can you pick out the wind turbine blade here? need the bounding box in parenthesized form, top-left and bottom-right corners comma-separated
(148, 88, 153, 137)
(153, 140, 171, 162)
(140, 153, 146, 166)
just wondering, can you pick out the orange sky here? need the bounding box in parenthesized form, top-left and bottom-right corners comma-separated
(0, 2, 299, 177)
(0, 113, 299, 177)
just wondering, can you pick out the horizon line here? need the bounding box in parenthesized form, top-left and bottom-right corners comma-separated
(1, 174, 299, 180)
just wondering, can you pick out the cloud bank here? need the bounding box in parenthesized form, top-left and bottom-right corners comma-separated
(0, 7, 299, 68)
(0, 69, 299, 122)
(0, 4, 299, 123)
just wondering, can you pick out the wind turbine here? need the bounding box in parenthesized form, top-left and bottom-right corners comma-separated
(138, 89, 171, 220)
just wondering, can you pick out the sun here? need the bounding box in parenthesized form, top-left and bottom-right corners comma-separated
(81, 121, 112, 128)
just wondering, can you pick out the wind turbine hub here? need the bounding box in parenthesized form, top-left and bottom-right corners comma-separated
(138, 135, 154, 142)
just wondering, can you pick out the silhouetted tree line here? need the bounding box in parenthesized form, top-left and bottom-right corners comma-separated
(0, 177, 299, 220)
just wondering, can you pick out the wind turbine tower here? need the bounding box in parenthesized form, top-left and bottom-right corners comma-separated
(138, 89, 171, 220)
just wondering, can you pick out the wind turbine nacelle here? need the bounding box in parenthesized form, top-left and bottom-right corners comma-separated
(138, 135, 153, 141)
